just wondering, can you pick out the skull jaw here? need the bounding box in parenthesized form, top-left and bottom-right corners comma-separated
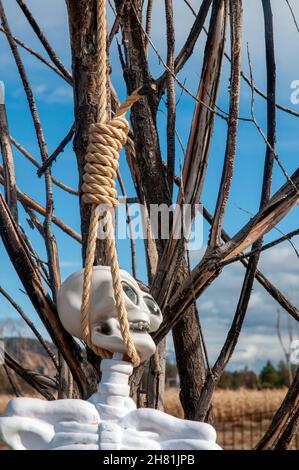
(91, 329, 156, 363)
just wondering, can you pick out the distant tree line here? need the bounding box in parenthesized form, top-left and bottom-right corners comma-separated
(166, 360, 295, 390)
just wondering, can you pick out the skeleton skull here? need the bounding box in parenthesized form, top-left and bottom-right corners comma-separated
(57, 266, 162, 362)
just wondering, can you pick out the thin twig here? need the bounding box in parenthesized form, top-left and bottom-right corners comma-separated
(0, 82, 18, 222)
(165, 0, 176, 198)
(209, 0, 243, 246)
(0, 286, 59, 369)
(10, 136, 78, 195)
(0, 27, 71, 84)
(247, 45, 299, 196)
(37, 123, 75, 177)
(285, 0, 299, 33)
(129, 0, 228, 121)
(0, 168, 81, 242)
(183, 0, 299, 119)
(145, 0, 154, 56)
(221, 227, 299, 266)
(5, 352, 56, 400)
(16, 0, 72, 82)
(0, 2, 61, 301)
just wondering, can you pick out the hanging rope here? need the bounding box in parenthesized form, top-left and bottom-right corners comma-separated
(80, 0, 156, 367)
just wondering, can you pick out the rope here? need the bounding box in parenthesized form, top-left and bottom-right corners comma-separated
(81, 0, 156, 367)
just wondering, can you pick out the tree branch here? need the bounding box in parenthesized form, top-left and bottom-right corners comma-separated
(157, 0, 213, 94)
(0, 27, 71, 84)
(5, 352, 56, 400)
(165, 0, 176, 198)
(151, 0, 227, 307)
(0, 0, 61, 303)
(37, 123, 76, 177)
(10, 136, 78, 196)
(166, 162, 299, 323)
(145, 0, 154, 56)
(0, 285, 59, 369)
(0, 82, 18, 222)
(0, 195, 97, 398)
(209, 0, 243, 246)
(16, 0, 72, 82)
(255, 366, 299, 449)
(155, 165, 299, 343)
(0, 167, 81, 242)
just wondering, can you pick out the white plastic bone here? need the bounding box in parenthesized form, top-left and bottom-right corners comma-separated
(0, 268, 221, 450)
(0, 358, 221, 450)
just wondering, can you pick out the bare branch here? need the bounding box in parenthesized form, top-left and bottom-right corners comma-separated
(168, 163, 299, 323)
(222, 227, 299, 266)
(155, 166, 299, 343)
(0, 194, 97, 398)
(255, 366, 299, 449)
(0, 27, 71, 84)
(145, 0, 154, 56)
(184, 0, 299, 119)
(0, 285, 59, 369)
(16, 0, 72, 82)
(0, 82, 18, 222)
(157, 0, 213, 93)
(129, 0, 227, 120)
(0, 167, 81, 242)
(0, 0, 61, 301)
(37, 123, 76, 177)
(151, 0, 227, 307)
(10, 136, 78, 196)
(165, 0, 176, 198)
(209, 0, 243, 246)
(5, 352, 56, 400)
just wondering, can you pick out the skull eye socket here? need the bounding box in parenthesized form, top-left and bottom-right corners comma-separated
(122, 281, 138, 305)
(144, 297, 161, 316)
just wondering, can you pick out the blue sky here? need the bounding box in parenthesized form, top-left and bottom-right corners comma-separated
(0, 0, 299, 371)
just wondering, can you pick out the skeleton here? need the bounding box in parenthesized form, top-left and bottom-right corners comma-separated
(0, 267, 221, 450)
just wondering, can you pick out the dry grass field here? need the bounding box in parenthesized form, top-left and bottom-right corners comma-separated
(164, 387, 287, 420)
(0, 395, 12, 450)
(0, 389, 297, 450)
(164, 387, 299, 450)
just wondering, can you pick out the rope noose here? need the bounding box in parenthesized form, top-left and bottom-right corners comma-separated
(80, 0, 155, 368)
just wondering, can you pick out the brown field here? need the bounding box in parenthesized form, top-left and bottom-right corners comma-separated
(164, 387, 287, 420)
(0, 395, 12, 450)
(1, 389, 298, 450)
(164, 387, 299, 450)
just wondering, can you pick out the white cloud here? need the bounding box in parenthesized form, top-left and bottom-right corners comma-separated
(192, 241, 299, 370)
(59, 260, 81, 268)
(32, 83, 73, 104)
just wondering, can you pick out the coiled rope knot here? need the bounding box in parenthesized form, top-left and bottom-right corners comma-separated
(80, 111, 141, 368)
(82, 116, 129, 208)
